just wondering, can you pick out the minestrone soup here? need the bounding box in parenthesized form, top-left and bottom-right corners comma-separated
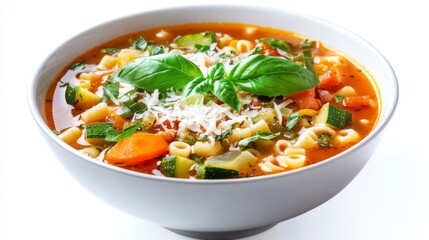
(45, 23, 379, 179)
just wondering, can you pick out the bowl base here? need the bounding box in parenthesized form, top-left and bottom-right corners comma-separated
(166, 224, 276, 239)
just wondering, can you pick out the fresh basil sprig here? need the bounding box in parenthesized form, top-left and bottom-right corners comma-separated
(183, 63, 241, 111)
(112, 53, 203, 91)
(113, 53, 319, 111)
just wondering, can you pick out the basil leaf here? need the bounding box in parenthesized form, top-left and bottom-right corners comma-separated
(238, 132, 280, 149)
(258, 38, 292, 53)
(247, 46, 263, 56)
(182, 77, 212, 97)
(207, 62, 226, 81)
(131, 37, 148, 51)
(105, 122, 143, 142)
(113, 53, 203, 91)
(101, 48, 120, 55)
(121, 99, 146, 114)
(213, 80, 241, 111)
(303, 49, 315, 73)
(102, 82, 120, 102)
(300, 39, 315, 48)
(334, 95, 344, 103)
(70, 62, 85, 71)
(227, 54, 320, 96)
(286, 112, 300, 130)
(148, 45, 166, 55)
(214, 126, 233, 141)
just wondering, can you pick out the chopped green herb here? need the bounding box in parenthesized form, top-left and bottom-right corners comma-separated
(52, 130, 60, 135)
(303, 49, 315, 73)
(300, 39, 314, 48)
(334, 95, 345, 103)
(214, 126, 233, 141)
(105, 122, 143, 142)
(247, 46, 263, 56)
(121, 99, 147, 114)
(318, 133, 332, 147)
(258, 38, 292, 53)
(101, 48, 120, 55)
(286, 112, 300, 130)
(131, 37, 148, 51)
(102, 82, 120, 102)
(189, 154, 203, 164)
(148, 45, 166, 55)
(70, 62, 85, 71)
(238, 132, 280, 150)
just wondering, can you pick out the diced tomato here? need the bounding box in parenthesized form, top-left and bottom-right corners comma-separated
(317, 70, 341, 91)
(317, 90, 334, 103)
(291, 88, 321, 110)
(249, 100, 262, 110)
(259, 43, 281, 56)
(344, 95, 371, 108)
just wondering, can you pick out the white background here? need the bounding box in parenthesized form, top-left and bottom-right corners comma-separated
(1, 0, 428, 239)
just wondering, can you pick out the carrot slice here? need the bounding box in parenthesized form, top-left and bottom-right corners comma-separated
(105, 132, 169, 165)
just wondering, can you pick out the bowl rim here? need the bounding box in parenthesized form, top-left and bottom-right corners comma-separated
(28, 4, 399, 184)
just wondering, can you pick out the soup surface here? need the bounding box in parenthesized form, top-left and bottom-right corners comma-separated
(45, 23, 379, 179)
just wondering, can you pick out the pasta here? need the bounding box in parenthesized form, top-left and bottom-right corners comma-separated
(192, 141, 223, 158)
(45, 22, 379, 179)
(169, 141, 192, 158)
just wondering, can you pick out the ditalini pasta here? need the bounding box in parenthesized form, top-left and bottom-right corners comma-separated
(45, 23, 379, 179)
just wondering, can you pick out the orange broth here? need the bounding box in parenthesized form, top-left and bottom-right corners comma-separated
(45, 23, 379, 178)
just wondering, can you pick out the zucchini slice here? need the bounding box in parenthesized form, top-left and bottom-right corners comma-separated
(85, 123, 113, 138)
(173, 31, 216, 48)
(160, 155, 196, 178)
(197, 165, 239, 179)
(314, 103, 352, 129)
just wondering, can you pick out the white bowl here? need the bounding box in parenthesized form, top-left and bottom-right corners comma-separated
(28, 5, 398, 239)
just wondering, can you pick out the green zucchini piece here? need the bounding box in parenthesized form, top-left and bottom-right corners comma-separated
(85, 123, 113, 138)
(204, 150, 258, 173)
(197, 165, 239, 179)
(314, 103, 352, 129)
(65, 83, 78, 105)
(173, 31, 216, 48)
(160, 155, 196, 178)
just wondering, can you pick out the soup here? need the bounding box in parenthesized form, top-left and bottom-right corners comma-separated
(45, 23, 379, 179)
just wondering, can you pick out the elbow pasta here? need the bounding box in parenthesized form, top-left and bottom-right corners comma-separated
(274, 139, 293, 155)
(80, 102, 109, 123)
(334, 129, 360, 144)
(192, 141, 223, 158)
(293, 131, 318, 149)
(250, 120, 272, 135)
(169, 141, 192, 158)
(229, 39, 254, 53)
(282, 148, 306, 169)
(228, 127, 252, 144)
(58, 127, 82, 145)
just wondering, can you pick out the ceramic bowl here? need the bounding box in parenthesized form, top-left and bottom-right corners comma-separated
(28, 5, 398, 239)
